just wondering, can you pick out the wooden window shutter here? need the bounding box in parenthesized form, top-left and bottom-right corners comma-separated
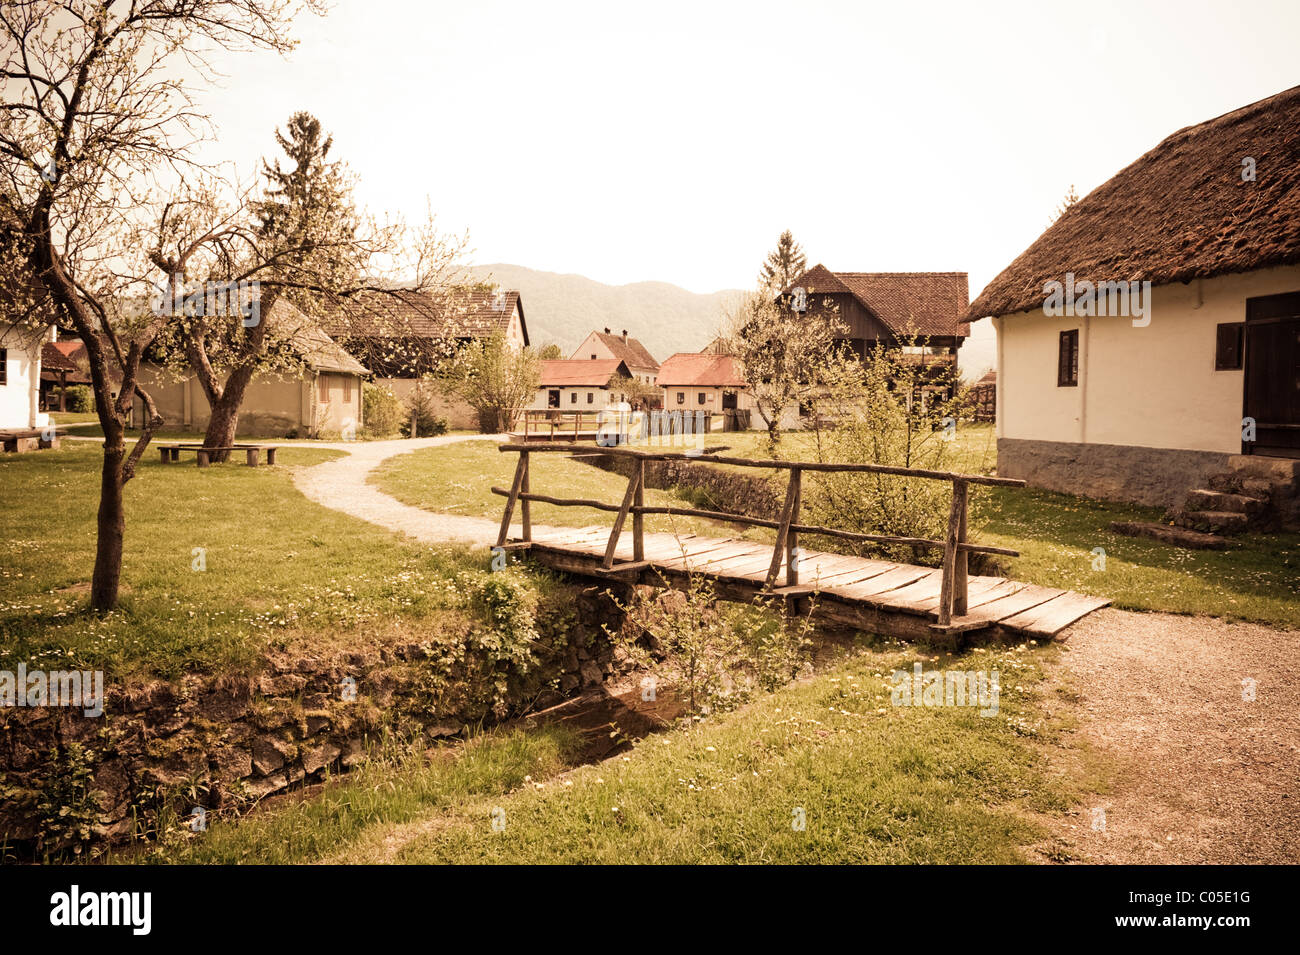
(1215, 322, 1244, 370)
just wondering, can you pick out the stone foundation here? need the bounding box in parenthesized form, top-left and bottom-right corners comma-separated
(996, 437, 1232, 508)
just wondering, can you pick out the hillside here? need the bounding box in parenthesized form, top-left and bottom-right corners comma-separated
(465, 263, 743, 362)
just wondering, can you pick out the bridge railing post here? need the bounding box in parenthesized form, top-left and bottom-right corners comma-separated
(496, 452, 527, 548)
(632, 457, 645, 562)
(766, 466, 801, 589)
(938, 478, 969, 626)
(520, 450, 531, 542)
(603, 464, 642, 569)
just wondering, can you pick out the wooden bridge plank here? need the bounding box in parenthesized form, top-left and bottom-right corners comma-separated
(999, 591, 1111, 638)
(834, 565, 935, 600)
(957, 584, 1066, 625)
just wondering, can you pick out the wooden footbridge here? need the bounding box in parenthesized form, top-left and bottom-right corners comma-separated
(493, 443, 1109, 643)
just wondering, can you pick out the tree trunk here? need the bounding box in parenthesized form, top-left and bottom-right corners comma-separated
(204, 397, 241, 462)
(91, 444, 126, 611)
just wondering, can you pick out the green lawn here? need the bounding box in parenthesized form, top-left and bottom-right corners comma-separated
(975, 486, 1300, 628)
(127, 641, 1076, 865)
(0, 443, 491, 679)
(369, 439, 772, 540)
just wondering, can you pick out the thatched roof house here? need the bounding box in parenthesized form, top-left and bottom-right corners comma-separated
(973, 85, 1300, 520)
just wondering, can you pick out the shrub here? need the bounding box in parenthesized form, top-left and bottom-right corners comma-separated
(363, 383, 403, 436)
(65, 385, 94, 414)
(399, 385, 448, 438)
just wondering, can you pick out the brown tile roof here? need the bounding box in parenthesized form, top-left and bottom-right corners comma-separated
(792, 264, 971, 338)
(41, 341, 84, 373)
(320, 288, 527, 344)
(656, 352, 747, 387)
(580, 330, 659, 370)
(968, 84, 1300, 320)
(539, 358, 629, 387)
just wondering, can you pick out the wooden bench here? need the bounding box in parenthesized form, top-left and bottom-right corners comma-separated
(159, 443, 278, 467)
(1, 428, 59, 453)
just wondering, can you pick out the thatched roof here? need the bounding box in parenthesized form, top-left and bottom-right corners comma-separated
(265, 299, 369, 376)
(968, 84, 1300, 320)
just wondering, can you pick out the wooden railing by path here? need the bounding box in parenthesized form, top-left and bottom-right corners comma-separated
(492, 443, 1026, 630)
(514, 409, 602, 442)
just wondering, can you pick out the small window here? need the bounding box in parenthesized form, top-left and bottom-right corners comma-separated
(1058, 329, 1079, 387)
(0, 348, 7, 386)
(318, 374, 329, 402)
(342, 377, 352, 403)
(1215, 322, 1244, 370)
(698, 392, 706, 405)
(590, 354, 597, 360)
(587, 392, 594, 404)
(676, 391, 685, 405)
(570, 392, 577, 404)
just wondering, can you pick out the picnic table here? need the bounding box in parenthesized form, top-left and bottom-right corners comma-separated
(159, 443, 278, 467)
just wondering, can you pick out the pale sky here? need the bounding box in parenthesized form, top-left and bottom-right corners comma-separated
(192, 0, 1300, 298)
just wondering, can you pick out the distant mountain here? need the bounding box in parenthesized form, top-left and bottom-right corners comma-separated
(465, 263, 743, 362)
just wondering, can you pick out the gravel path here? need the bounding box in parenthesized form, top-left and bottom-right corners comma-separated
(1045, 607, 1300, 864)
(291, 434, 512, 545)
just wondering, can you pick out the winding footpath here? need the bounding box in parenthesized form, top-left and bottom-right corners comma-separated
(291, 434, 511, 546)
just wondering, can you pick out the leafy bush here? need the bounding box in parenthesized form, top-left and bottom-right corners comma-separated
(363, 383, 403, 436)
(399, 385, 448, 438)
(64, 385, 94, 414)
(612, 574, 814, 715)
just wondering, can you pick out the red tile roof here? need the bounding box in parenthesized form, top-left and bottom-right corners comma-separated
(792, 264, 970, 339)
(538, 359, 630, 387)
(656, 352, 746, 387)
(41, 341, 84, 373)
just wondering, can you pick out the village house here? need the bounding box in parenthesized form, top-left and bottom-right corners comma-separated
(570, 328, 659, 384)
(656, 352, 754, 430)
(788, 265, 971, 380)
(328, 287, 528, 430)
(968, 84, 1300, 532)
(132, 298, 368, 438)
(532, 358, 633, 412)
(40, 338, 89, 411)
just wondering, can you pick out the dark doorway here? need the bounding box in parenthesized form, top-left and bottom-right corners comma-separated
(1244, 291, 1300, 457)
(547, 389, 560, 408)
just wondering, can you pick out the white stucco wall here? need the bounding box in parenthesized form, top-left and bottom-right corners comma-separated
(996, 264, 1300, 454)
(0, 326, 49, 431)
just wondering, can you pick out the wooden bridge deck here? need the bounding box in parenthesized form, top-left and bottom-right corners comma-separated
(515, 526, 1110, 642)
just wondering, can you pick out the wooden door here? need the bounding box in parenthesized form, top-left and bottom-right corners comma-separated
(1244, 291, 1300, 457)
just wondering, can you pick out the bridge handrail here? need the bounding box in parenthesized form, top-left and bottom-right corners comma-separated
(492, 443, 1026, 628)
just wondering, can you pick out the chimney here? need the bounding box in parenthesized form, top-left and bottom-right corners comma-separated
(603, 327, 611, 334)
(621, 329, 628, 342)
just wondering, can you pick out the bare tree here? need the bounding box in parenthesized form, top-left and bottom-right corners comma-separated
(0, 0, 320, 610)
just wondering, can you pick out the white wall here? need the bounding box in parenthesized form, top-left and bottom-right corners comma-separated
(0, 326, 49, 431)
(996, 264, 1300, 454)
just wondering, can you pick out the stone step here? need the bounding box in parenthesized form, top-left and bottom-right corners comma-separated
(1174, 509, 1250, 534)
(1184, 488, 1268, 515)
(1109, 521, 1230, 550)
(1206, 472, 1243, 494)
(1229, 454, 1300, 484)
(1241, 476, 1278, 499)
